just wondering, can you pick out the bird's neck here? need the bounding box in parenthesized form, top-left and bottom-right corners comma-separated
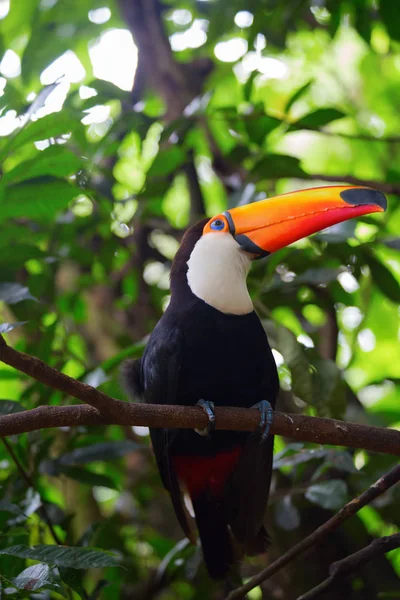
(185, 234, 253, 315)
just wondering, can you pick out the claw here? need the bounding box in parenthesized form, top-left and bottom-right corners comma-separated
(195, 399, 215, 437)
(252, 400, 274, 443)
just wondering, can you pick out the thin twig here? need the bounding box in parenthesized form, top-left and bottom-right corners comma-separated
(225, 464, 400, 600)
(0, 336, 399, 455)
(296, 173, 400, 196)
(297, 533, 400, 600)
(2, 438, 62, 545)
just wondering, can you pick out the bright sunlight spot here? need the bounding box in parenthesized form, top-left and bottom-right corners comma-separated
(358, 329, 376, 352)
(0, 0, 10, 19)
(132, 426, 150, 437)
(338, 271, 360, 293)
(88, 7, 111, 24)
(0, 109, 20, 136)
(170, 19, 207, 51)
(341, 306, 363, 330)
(41, 50, 85, 84)
(0, 49, 21, 78)
(214, 38, 248, 62)
(89, 29, 137, 91)
(169, 9, 192, 26)
(272, 349, 284, 367)
(234, 11, 254, 28)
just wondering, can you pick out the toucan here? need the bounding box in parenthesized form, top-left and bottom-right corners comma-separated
(123, 186, 386, 578)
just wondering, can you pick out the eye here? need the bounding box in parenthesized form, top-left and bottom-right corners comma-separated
(210, 219, 225, 231)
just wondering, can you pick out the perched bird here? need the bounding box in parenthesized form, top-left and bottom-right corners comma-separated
(123, 186, 386, 578)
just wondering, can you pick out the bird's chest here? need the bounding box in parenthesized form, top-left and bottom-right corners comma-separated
(179, 307, 270, 407)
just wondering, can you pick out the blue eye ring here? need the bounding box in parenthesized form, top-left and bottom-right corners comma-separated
(210, 218, 225, 231)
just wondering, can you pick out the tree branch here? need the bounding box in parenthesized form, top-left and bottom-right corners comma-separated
(297, 173, 400, 196)
(297, 533, 400, 600)
(225, 464, 400, 600)
(0, 335, 399, 455)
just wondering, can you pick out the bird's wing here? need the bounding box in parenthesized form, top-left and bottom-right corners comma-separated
(224, 434, 274, 552)
(140, 318, 196, 542)
(224, 342, 278, 552)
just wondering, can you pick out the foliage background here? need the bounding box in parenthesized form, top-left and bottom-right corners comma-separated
(0, 0, 399, 598)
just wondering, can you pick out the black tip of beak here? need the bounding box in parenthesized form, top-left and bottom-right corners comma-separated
(340, 188, 387, 211)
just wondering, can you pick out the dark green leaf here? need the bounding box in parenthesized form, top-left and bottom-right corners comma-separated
(276, 326, 313, 404)
(295, 268, 342, 286)
(251, 154, 306, 180)
(290, 109, 346, 131)
(58, 466, 119, 490)
(355, 4, 372, 43)
(382, 238, 400, 250)
(363, 250, 400, 303)
(147, 146, 186, 178)
(312, 358, 345, 419)
(245, 115, 282, 144)
(0, 283, 36, 304)
(0, 112, 83, 162)
(0, 399, 25, 414)
(305, 479, 348, 510)
(59, 567, 87, 600)
(314, 220, 356, 243)
(379, 0, 400, 41)
(0, 544, 120, 569)
(285, 80, 313, 114)
(59, 441, 139, 465)
(0, 179, 79, 223)
(3, 146, 83, 185)
(273, 447, 326, 469)
(0, 321, 27, 334)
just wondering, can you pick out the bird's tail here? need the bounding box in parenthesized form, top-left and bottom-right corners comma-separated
(192, 492, 234, 579)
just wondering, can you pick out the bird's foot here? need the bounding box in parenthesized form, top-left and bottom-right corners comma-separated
(195, 399, 215, 437)
(252, 400, 274, 443)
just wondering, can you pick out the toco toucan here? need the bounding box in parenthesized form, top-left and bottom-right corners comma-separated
(123, 186, 386, 578)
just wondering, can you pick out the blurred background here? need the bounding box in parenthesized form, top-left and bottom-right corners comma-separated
(0, 0, 399, 598)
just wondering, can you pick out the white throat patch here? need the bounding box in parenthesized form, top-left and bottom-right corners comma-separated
(186, 233, 253, 315)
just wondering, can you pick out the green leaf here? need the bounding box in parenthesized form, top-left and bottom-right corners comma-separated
(0, 243, 44, 269)
(0, 112, 83, 162)
(355, 3, 372, 43)
(0, 544, 120, 569)
(290, 109, 346, 131)
(0, 283, 36, 304)
(0, 399, 25, 414)
(59, 567, 87, 600)
(251, 154, 306, 180)
(305, 479, 348, 510)
(147, 146, 186, 178)
(276, 326, 313, 404)
(273, 446, 326, 469)
(312, 358, 345, 419)
(0, 179, 79, 223)
(59, 441, 139, 465)
(362, 250, 400, 303)
(3, 146, 83, 185)
(285, 80, 313, 114)
(379, 0, 400, 41)
(58, 467, 119, 490)
(245, 115, 282, 144)
(0, 321, 27, 334)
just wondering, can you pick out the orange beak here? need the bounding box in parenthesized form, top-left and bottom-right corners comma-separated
(204, 186, 386, 256)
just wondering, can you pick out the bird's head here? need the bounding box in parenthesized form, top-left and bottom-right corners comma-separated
(171, 186, 386, 315)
